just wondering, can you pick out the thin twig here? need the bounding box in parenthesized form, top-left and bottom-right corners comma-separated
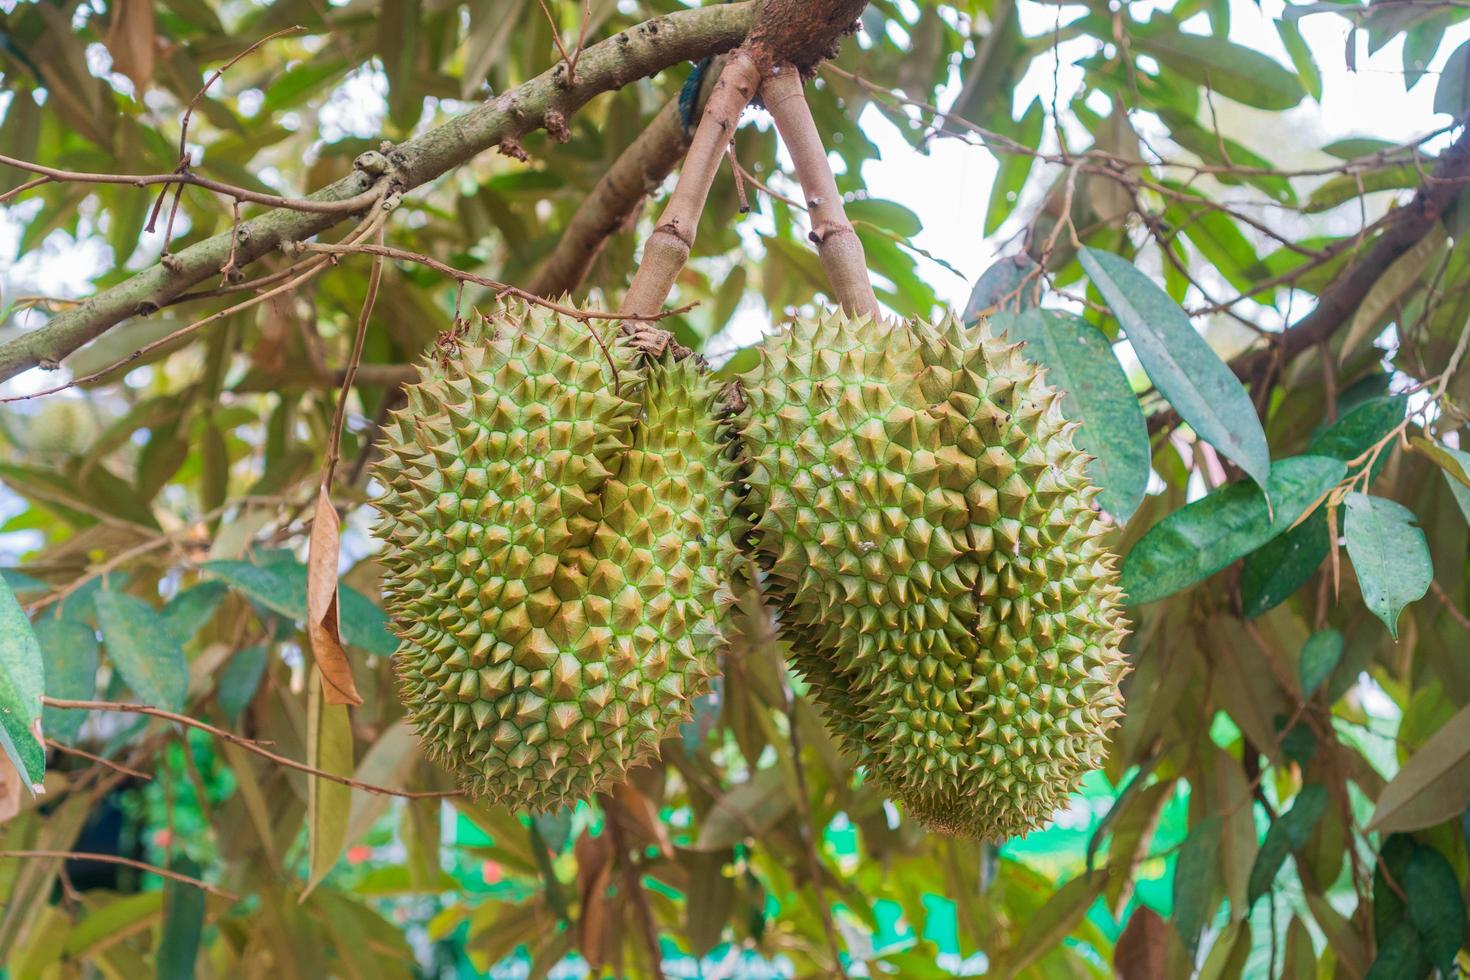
(41, 698, 462, 800)
(322, 225, 386, 486)
(44, 739, 152, 781)
(0, 153, 382, 217)
(1430, 580, 1470, 630)
(0, 850, 237, 900)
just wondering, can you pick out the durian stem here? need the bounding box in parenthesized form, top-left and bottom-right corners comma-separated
(760, 66, 880, 319)
(620, 49, 761, 318)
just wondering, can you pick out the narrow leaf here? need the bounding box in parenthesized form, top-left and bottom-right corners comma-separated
(155, 855, 205, 980)
(1414, 437, 1470, 524)
(993, 309, 1150, 520)
(203, 559, 395, 656)
(964, 254, 1040, 320)
(34, 618, 99, 745)
(1435, 37, 1470, 118)
(1172, 815, 1221, 954)
(216, 645, 269, 722)
(1405, 845, 1467, 974)
(1298, 629, 1343, 699)
(1368, 700, 1470, 832)
(0, 577, 44, 788)
(307, 487, 363, 706)
(304, 674, 353, 897)
(1247, 785, 1327, 907)
(1343, 493, 1432, 638)
(94, 591, 187, 712)
(1081, 247, 1271, 492)
(1339, 223, 1445, 364)
(1123, 455, 1345, 605)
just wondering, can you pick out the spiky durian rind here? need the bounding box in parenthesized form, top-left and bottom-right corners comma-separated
(372, 301, 728, 810)
(734, 309, 1129, 840)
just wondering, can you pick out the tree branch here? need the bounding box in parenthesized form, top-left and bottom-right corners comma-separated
(761, 65, 878, 318)
(0, 2, 760, 385)
(1151, 121, 1470, 433)
(620, 50, 762, 318)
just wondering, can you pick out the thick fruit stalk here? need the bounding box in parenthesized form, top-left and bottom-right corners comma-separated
(373, 301, 728, 809)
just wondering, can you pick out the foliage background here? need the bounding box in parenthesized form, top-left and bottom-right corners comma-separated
(1, 0, 1470, 976)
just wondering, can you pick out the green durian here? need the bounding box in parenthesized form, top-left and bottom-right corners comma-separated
(734, 309, 1128, 839)
(373, 301, 728, 809)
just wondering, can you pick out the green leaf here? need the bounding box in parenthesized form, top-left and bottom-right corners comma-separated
(992, 870, 1108, 976)
(203, 560, 395, 656)
(1172, 814, 1221, 954)
(216, 645, 269, 722)
(1416, 438, 1470, 523)
(1247, 785, 1328, 907)
(1306, 165, 1427, 213)
(1406, 846, 1467, 974)
(94, 591, 188, 712)
(0, 576, 45, 787)
(160, 581, 227, 649)
(1122, 455, 1345, 605)
(991, 309, 1149, 520)
(1368, 700, 1470, 833)
(1238, 513, 1331, 619)
(1298, 629, 1343, 699)
(1435, 37, 1470, 118)
(694, 767, 792, 851)
(1081, 247, 1271, 492)
(1274, 18, 1321, 101)
(1127, 16, 1307, 110)
(1240, 396, 1409, 616)
(155, 855, 206, 980)
(1365, 921, 1431, 980)
(34, 618, 99, 745)
(305, 674, 353, 896)
(964, 254, 1040, 319)
(845, 199, 922, 238)
(1343, 493, 1432, 638)
(983, 98, 1043, 234)
(1339, 222, 1445, 363)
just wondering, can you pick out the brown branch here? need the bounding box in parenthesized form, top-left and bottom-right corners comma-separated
(308, 242, 688, 324)
(1430, 579, 1470, 631)
(1150, 121, 1470, 433)
(621, 49, 761, 318)
(0, 2, 761, 385)
(761, 65, 878, 319)
(0, 152, 382, 218)
(0, 203, 388, 404)
(0, 850, 237, 900)
(44, 739, 152, 781)
(41, 698, 461, 800)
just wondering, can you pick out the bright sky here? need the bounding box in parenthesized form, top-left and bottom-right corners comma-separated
(0, 0, 1466, 560)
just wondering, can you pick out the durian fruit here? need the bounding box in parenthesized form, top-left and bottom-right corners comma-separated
(373, 301, 727, 809)
(734, 309, 1128, 839)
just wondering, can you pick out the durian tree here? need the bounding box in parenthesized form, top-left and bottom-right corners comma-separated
(1, 0, 1469, 975)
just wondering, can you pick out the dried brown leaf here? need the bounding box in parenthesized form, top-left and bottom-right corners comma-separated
(574, 832, 613, 968)
(1114, 906, 1168, 980)
(105, 0, 156, 94)
(307, 486, 363, 706)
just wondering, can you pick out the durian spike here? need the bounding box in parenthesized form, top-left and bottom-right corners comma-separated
(760, 65, 880, 320)
(621, 49, 762, 318)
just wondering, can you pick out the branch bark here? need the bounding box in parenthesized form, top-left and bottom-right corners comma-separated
(0, 2, 760, 384)
(761, 65, 879, 318)
(620, 51, 762, 318)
